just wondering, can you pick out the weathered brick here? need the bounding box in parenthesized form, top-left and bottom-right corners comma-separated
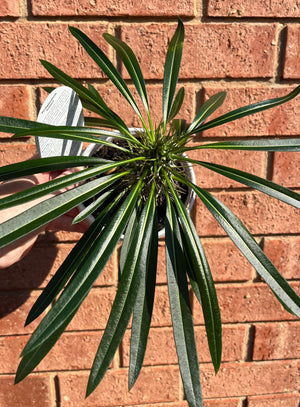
(1, 242, 117, 290)
(284, 25, 300, 79)
(0, 0, 20, 17)
(0, 144, 36, 166)
(247, 393, 300, 406)
(201, 360, 300, 398)
(0, 375, 54, 407)
(58, 366, 180, 406)
(0, 23, 110, 80)
(263, 236, 300, 280)
(192, 283, 299, 324)
(195, 190, 300, 237)
(207, 0, 300, 17)
(272, 151, 300, 188)
(200, 86, 300, 138)
(188, 148, 267, 189)
(121, 24, 277, 80)
(0, 292, 47, 335)
(253, 322, 300, 361)
(123, 400, 241, 407)
(0, 86, 33, 138)
(67, 288, 115, 331)
(32, 0, 195, 16)
(121, 325, 246, 367)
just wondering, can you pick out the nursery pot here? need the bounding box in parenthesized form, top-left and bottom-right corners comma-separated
(80, 129, 196, 238)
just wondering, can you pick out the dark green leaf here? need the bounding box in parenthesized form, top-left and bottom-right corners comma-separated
(165, 174, 222, 372)
(68, 27, 143, 121)
(167, 87, 185, 123)
(190, 183, 300, 318)
(165, 197, 202, 407)
(196, 86, 300, 133)
(0, 155, 105, 182)
(186, 91, 226, 135)
(163, 18, 185, 125)
(128, 197, 158, 389)
(186, 159, 300, 209)
(0, 172, 127, 249)
(86, 188, 156, 397)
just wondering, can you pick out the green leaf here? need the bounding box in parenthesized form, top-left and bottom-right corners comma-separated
(20, 180, 142, 362)
(0, 172, 127, 249)
(165, 197, 202, 407)
(187, 138, 300, 152)
(0, 155, 105, 182)
(195, 161, 300, 209)
(165, 174, 222, 373)
(26, 193, 123, 325)
(86, 188, 156, 397)
(196, 85, 300, 133)
(186, 91, 226, 135)
(189, 183, 300, 318)
(0, 116, 49, 135)
(0, 162, 116, 210)
(128, 196, 158, 389)
(68, 27, 143, 121)
(163, 18, 185, 126)
(167, 87, 185, 123)
(103, 33, 149, 114)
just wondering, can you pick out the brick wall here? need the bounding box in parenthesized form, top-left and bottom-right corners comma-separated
(0, 1, 299, 406)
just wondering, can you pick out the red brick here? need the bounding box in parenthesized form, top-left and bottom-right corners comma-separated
(192, 283, 299, 324)
(121, 24, 277, 80)
(81, 83, 195, 130)
(32, 0, 195, 16)
(253, 322, 300, 361)
(58, 366, 180, 406)
(272, 151, 300, 188)
(121, 325, 246, 367)
(247, 393, 300, 407)
(188, 148, 267, 189)
(0, 86, 33, 138)
(2, 242, 117, 290)
(284, 25, 300, 79)
(0, 0, 20, 17)
(0, 292, 47, 335)
(0, 23, 110, 80)
(207, 0, 300, 17)
(123, 400, 241, 407)
(263, 236, 300, 280)
(201, 360, 300, 398)
(201, 86, 300, 138)
(0, 144, 36, 166)
(0, 375, 54, 407)
(195, 190, 300, 237)
(67, 288, 115, 331)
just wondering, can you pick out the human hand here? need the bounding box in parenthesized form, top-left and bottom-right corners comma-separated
(0, 168, 90, 268)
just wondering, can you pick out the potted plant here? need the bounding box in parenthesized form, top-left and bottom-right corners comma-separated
(0, 18, 299, 407)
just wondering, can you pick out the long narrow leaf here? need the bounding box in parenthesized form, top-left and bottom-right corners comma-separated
(165, 173, 222, 372)
(186, 91, 227, 135)
(26, 192, 124, 325)
(103, 34, 149, 114)
(167, 87, 185, 123)
(20, 179, 143, 361)
(0, 172, 127, 249)
(182, 159, 300, 209)
(165, 197, 202, 407)
(69, 27, 143, 121)
(128, 195, 158, 389)
(196, 86, 300, 133)
(185, 138, 300, 152)
(163, 18, 185, 125)
(86, 188, 156, 397)
(0, 155, 105, 182)
(0, 116, 49, 134)
(183, 180, 300, 318)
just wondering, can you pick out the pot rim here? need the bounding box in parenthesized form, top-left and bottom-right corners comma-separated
(80, 128, 196, 238)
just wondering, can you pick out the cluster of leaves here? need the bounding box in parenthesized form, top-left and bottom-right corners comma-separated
(0, 18, 300, 407)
